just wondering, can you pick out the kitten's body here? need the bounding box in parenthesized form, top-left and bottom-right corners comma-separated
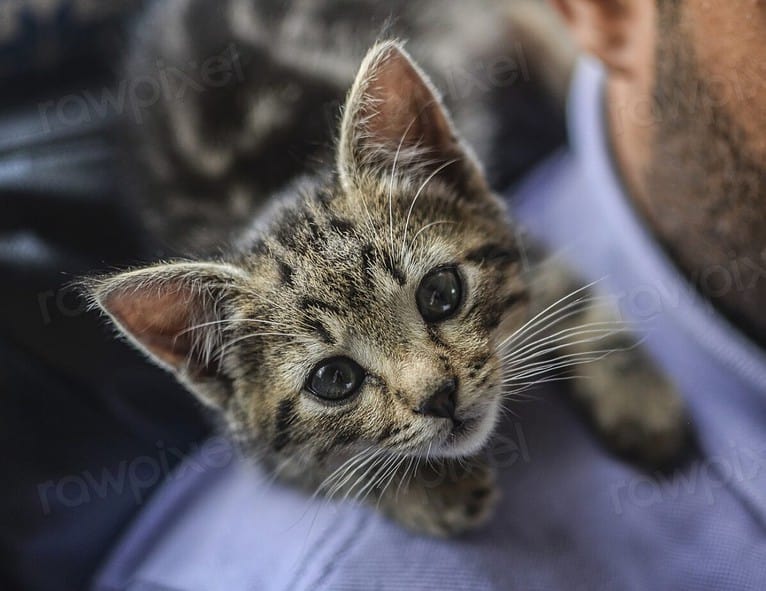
(90, 0, 687, 536)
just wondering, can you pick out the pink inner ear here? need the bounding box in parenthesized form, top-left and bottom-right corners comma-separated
(104, 284, 195, 369)
(362, 48, 456, 154)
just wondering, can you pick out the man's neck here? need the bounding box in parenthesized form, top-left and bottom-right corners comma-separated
(607, 77, 766, 348)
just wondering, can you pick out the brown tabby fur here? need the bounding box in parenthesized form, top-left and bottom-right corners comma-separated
(86, 3, 687, 536)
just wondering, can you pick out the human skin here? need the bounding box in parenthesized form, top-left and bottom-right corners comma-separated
(550, 0, 766, 345)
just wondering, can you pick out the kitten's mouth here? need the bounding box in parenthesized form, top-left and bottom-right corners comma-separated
(434, 408, 497, 458)
(449, 417, 476, 440)
(431, 390, 501, 458)
(399, 389, 501, 459)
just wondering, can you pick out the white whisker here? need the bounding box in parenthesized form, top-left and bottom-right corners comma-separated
(180, 317, 296, 336)
(341, 449, 387, 503)
(504, 349, 617, 383)
(216, 330, 306, 359)
(355, 452, 398, 504)
(408, 220, 457, 253)
(388, 114, 420, 254)
(501, 303, 627, 357)
(376, 454, 407, 509)
(315, 447, 375, 500)
(499, 278, 608, 350)
(400, 158, 459, 261)
(500, 374, 592, 397)
(502, 324, 630, 367)
(396, 454, 417, 500)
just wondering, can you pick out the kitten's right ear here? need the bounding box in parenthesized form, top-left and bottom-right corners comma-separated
(337, 40, 487, 195)
(85, 262, 249, 406)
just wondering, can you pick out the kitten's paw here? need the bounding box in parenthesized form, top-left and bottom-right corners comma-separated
(592, 381, 690, 468)
(383, 459, 498, 537)
(575, 347, 691, 468)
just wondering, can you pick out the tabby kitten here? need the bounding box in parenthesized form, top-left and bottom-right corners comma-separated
(88, 3, 687, 536)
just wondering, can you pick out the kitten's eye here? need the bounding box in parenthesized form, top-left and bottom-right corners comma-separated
(307, 356, 365, 401)
(417, 266, 463, 322)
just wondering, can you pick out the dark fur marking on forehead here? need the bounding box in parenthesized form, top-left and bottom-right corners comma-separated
(328, 216, 355, 236)
(338, 268, 358, 291)
(273, 398, 296, 451)
(360, 244, 376, 286)
(273, 209, 325, 253)
(344, 282, 369, 315)
(465, 243, 519, 266)
(306, 215, 325, 247)
(299, 297, 342, 315)
(316, 187, 337, 210)
(274, 211, 301, 250)
(277, 259, 295, 286)
(250, 238, 269, 255)
(305, 316, 335, 345)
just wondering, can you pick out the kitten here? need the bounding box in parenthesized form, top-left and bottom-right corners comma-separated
(119, 0, 572, 254)
(87, 1, 688, 536)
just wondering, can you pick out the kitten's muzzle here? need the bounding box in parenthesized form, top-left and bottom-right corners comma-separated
(416, 378, 458, 421)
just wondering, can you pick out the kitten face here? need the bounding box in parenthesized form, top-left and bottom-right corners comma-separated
(227, 170, 525, 460)
(89, 42, 528, 466)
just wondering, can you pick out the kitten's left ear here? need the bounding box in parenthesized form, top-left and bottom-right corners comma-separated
(85, 262, 249, 407)
(337, 40, 487, 195)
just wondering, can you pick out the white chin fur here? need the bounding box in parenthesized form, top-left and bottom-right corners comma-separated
(431, 397, 501, 459)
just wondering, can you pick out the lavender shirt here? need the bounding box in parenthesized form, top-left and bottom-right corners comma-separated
(93, 59, 766, 591)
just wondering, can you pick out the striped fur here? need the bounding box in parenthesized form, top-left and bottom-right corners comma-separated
(88, 2, 687, 536)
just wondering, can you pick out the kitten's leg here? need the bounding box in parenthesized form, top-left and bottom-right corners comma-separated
(526, 260, 691, 467)
(375, 456, 498, 537)
(564, 305, 690, 467)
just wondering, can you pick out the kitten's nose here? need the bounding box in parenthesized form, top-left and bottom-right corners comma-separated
(417, 378, 457, 420)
